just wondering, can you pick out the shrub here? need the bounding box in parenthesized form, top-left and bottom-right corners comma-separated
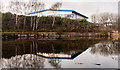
(80, 18, 87, 22)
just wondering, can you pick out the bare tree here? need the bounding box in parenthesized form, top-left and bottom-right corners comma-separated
(8, 0, 23, 30)
(92, 13, 118, 24)
(29, 0, 45, 31)
(98, 13, 109, 24)
(21, 2, 31, 32)
(27, 0, 34, 28)
(50, 2, 62, 27)
(108, 13, 118, 24)
(109, 13, 114, 23)
(91, 13, 118, 31)
(113, 14, 118, 24)
(35, 3, 45, 30)
(50, 2, 62, 9)
(112, 14, 118, 30)
(91, 14, 97, 23)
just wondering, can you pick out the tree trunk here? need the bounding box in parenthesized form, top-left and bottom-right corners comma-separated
(31, 16, 33, 28)
(16, 15, 18, 24)
(33, 41, 35, 54)
(23, 16, 26, 32)
(36, 17, 39, 30)
(33, 16, 36, 31)
(35, 42, 37, 55)
(16, 15, 19, 31)
(52, 16, 55, 27)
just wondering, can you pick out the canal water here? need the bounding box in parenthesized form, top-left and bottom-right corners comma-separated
(0, 37, 119, 69)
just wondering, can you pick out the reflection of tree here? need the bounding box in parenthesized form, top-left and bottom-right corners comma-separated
(49, 59, 61, 68)
(1, 54, 45, 68)
(3, 38, 102, 58)
(90, 41, 119, 56)
(48, 43, 61, 68)
(30, 40, 38, 54)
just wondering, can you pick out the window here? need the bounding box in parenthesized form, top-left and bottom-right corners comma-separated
(67, 14, 71, 17)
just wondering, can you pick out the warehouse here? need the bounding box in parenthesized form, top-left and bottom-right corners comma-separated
(27, 9, 88, 19)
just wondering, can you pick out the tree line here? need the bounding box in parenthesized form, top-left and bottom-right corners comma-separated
(2, 12, 115, 33)
(0, 0, 63, 32)
(0, 0, 118, 33)
(91, 13, 118, 24)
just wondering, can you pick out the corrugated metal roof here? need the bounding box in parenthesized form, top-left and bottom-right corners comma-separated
(27, 9, 88, 19)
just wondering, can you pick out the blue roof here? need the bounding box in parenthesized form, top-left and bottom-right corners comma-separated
(27, 9, 88, 19)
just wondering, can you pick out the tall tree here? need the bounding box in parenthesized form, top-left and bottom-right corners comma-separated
(91, 14, 97, 23)
(26, 0, 35, 29)
(91, 13, 118, 31)
(91, 13, 118, 24)
(98, 13, 109, 24)
(21, 2, 31, 32)
(29, 0, 45, 31)
(35, 3, 45, 30)
(8, 0, 22, 30)
(50, 2, 62, 27)
(112, 14, 118, 30)
(50, 2, 62, 9)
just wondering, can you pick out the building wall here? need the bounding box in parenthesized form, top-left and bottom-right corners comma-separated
(27, 11, 86, 19)
(71, 13, 84, 19)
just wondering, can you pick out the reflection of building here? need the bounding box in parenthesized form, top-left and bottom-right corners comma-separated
(27, 9, 88, 19)
(37, 52, 83, 59)
(37, 52, 71, 58)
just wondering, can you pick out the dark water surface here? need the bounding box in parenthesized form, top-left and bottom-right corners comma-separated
(0, 37, 119, 68)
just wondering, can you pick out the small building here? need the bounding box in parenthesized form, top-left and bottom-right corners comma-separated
(27, 9, 88, 19)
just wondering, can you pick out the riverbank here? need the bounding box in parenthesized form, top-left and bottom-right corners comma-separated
(2, 32, 108, 39)
(2, 31, 120, 40)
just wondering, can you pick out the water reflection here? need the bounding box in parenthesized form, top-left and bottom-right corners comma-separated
(90, 41, 119, 56)
(0, 54, 45, 69)
(49, 59, 61, 68)
(37, 52, 71, 58)
(2, 38, 104, 59)
(1, 38, 119, 68)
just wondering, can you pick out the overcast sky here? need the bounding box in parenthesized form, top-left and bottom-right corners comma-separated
(0, 0, 119, 21)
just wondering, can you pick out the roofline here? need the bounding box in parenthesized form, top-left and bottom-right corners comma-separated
(27, 9, 88, 19)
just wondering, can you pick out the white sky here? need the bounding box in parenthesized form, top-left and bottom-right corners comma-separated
(1, 0, 120, 2)
(0, 0, 119, 21)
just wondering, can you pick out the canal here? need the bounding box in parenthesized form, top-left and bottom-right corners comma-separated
(0, 37, 119, 69)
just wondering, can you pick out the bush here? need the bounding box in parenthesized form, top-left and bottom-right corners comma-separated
(57, 29, 63, 35)
(80, 18, 87, 22)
